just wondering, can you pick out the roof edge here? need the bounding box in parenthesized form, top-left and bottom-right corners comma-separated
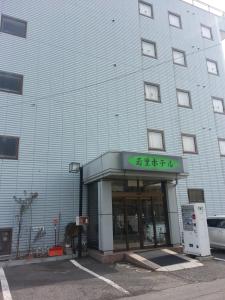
(180, 0, 225, 18)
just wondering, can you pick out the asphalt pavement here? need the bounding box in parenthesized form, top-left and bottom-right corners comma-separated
(118, 278, 225, 300)
(1, 258, 186, 300)
(0, 249, 225, 300)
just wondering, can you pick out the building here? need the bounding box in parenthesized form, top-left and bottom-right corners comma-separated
(1, 0, 225, 257)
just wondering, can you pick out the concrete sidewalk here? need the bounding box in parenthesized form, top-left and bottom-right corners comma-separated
(120, 278, 225, 300)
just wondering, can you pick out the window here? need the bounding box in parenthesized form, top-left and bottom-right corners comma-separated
(139, 1, 153, 18)
(148, 130, 165, 151)
(182, 134, 198, 154)
(207, 59, 219, 75)
(0, 71, 23, 95)
(0, 15, 27, 38)
(142, 39, 157, 58)
(212, 97, 224, 114)
(201, 24, 213, 40)
(0, 136, 19, 160)
(172, 49, 186, 66)
(207, 218, 221, 228)
(168, 12, 182, 28)
(144, 82, 160, 102)
(188, 189, 204, 203)
(218, 139, 225, 156)
(177, 89, 191, 108)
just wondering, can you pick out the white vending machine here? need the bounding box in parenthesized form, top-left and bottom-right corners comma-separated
(181, 203, 211, 257)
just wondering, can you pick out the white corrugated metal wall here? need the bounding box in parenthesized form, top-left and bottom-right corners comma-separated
(0, 0, 225, 254)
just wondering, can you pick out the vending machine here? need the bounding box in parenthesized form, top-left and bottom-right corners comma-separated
(181, 203, 211, 257)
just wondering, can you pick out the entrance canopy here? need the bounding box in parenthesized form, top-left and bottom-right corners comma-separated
(83, 151, 188, 184)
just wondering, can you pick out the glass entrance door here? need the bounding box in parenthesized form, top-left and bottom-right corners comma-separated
(141, 195, 168, 247)
(113, 199, 126, 250)
(141, 199, 155, 247)
(112, 181, 170, 251)
(126, 199, 140, 249)
(152, 195, 168, 246)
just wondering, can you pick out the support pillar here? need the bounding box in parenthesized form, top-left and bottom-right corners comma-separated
(98, 181, 113, 253)
(166, 182, 181, 245)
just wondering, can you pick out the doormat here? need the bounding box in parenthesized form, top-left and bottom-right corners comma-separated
(149, 254, 187, 266)
(136, 250, 188, 267)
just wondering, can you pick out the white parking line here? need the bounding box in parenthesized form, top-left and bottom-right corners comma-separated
(0, 268, 12, 300)
(70, 260, 130, 295)
(214, 257, 225, 262)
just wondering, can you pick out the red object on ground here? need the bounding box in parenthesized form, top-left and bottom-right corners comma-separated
(48, 246, 63, 257)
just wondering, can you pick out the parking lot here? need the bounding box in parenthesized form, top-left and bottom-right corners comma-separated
(1, 250, 225, 300)
(212, 249, 225, 261)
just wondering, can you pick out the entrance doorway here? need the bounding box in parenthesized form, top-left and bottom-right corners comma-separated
(112, 181, 170, 251)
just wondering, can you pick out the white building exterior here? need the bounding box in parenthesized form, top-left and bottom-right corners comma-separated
(0, 0, 225, 256)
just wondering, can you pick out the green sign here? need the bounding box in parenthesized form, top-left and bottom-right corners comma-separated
(127, 154, 182, 172)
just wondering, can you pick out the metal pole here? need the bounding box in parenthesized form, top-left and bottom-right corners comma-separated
(78, 166, 83, 258)
(54, 224, 57, 247)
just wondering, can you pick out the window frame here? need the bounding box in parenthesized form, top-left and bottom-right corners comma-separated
(0, 70, 23, 95)
(147, 129, 166, 152)
(206, 59, 219, 76)
(172, 48, 187, 67)
(0, 135, 19, 160)
(201, 24, 213, 40)
(212, 97, 225, 115)
(168, 11, 182, 29)
(144, 82, 161, 103)
(181, 133, 198, 154)
(0, 14, 27, 38)
(218, 138, 225, 157)
(176, 89, 192, 109)
(139, 1, 154, 19)
(188, 189, 205, 203)
(141, 39, 157, 59)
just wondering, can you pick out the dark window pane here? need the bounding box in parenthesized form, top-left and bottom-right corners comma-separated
(188, 189, 204, 203)
(0, 136, 19, 159)
(1, 15, 27, 38)
(0, 71, 23, 94)
(207, 219, 220, 227)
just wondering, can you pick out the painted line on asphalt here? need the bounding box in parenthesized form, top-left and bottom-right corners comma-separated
(214, 257, 225, 262)
(70, 260, 130, 295)
(0, 268, 12, 300)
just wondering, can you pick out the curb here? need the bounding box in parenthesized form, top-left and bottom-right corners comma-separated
(0, 254, 77, 268)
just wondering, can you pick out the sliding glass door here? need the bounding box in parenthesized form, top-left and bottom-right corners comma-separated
(112, 181, 170, 251)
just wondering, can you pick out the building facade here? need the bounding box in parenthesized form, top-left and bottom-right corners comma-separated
(1, 0, 225, 256)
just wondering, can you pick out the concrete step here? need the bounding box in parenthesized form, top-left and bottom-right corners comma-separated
(125, 248, 203, 271)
